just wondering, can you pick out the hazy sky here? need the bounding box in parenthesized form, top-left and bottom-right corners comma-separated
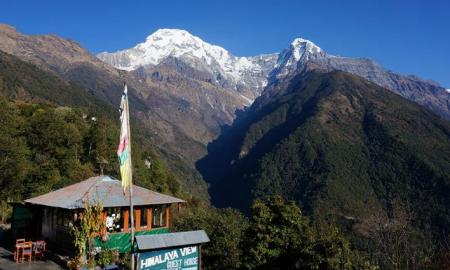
(3, 0, 450, 87)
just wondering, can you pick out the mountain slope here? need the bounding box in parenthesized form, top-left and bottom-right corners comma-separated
(199, 70, 450, 241)
(0, 31, 209, 201)
(0, 24, 249, 200)
(0, 23, 250, 152)
(0, 50, 112, 112)
(0, 53, 188, 205)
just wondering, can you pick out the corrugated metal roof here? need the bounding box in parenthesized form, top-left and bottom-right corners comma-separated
(24, 175, 185, 209)
(136, 230, 209, 250)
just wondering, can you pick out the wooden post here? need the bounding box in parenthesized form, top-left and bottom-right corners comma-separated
(125, 83, 135, 270)
(147, 208, 152, 230)
(135, 209, 141, 231)
(165, 205, 170, 228)
(100, 211, 107, 235)
(124, 209, 129, 232)
(199, 244, 202, 270)
(129, 183, 135, 270)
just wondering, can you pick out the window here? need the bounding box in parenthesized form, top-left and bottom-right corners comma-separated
(56, 209, 71, 227)
(152, 205, 167, 228)
(140, 208, 147, 228)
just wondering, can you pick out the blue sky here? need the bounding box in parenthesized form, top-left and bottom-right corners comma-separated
(2, 0, 450, 87)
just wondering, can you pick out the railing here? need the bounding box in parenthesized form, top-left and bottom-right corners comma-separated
(93, 227, 169, 253)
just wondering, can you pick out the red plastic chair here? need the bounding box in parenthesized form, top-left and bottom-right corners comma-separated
(19, 241, 33, 263)
(14, 239, 25, 262)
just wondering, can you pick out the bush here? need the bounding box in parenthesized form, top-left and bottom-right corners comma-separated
(97, 249, 118, 267)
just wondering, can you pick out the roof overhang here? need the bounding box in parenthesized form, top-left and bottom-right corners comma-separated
(24, 175, 185, 209)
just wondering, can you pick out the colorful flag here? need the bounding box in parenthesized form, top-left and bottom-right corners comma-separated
(117, 84, 132, 191)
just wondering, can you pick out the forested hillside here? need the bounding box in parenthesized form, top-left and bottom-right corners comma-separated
(0, 98, 183, 220)
(0, 49, 210, 201)
(199, 70, 450, 268)
(0, 49, 210, 197)
(0, 50, 193, 222)
(0, 50, 115, 112)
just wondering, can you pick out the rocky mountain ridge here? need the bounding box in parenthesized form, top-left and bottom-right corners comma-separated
(98, 29, 278, 100)
(98, 27, 450, 119)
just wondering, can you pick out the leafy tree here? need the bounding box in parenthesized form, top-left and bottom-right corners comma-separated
(303, 225, 367, 270)
(70, 201, 105, 268)
(0, 99, 30, 207)
(173, 202, 249, 270)
(133, 148, 181, 197)
(243, 196, 370, 270)
(86, 116, 119, 176)
(243, 196, 313, 269)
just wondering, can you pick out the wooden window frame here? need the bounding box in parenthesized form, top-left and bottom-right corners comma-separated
(139, 208, 148, 230)
(122, 205, 171, 232)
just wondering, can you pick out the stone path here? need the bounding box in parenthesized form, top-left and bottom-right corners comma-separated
(0, 247, 63, 270)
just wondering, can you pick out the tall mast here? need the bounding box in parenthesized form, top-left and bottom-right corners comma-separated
(117, 83, 135, 270)
(126, 84, 135, 270)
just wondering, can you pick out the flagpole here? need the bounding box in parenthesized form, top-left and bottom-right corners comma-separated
(129, 175, 135, 270)
(125, 83, 135, 270)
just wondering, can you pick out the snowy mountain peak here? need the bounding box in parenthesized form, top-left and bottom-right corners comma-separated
(290, 37, 323, 60)
(270, 37, 327, 79)
(97, 28, 231, 70)
(97, 29, 278, 99)
(142, 28, 226, 60)
(146, 28, 192, 41)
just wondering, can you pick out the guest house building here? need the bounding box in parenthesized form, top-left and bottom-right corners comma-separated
(11, 175, 185, 253)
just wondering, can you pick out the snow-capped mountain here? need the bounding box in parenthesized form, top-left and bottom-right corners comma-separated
(269, 38, 327, 80)
(97, 29, 337, 100)
(264, 37, 450, 119)
(97, 28, 449, 119)
(97, 29, 277, 99)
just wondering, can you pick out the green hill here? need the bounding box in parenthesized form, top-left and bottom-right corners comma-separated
(0, 50, 113, 112)
(0, 50, 209, 202)
(200, 70, 450, 247)
(0, 51, 199, 221)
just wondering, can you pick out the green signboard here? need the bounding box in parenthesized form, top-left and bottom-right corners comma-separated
(138, 245, 199, 270)
(94, 228, 169, 253)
